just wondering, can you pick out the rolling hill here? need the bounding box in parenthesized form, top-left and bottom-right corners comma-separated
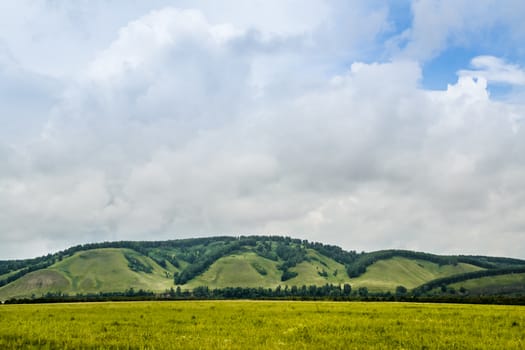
(348, 256, 484, 292)
(0, 236, 524, 301)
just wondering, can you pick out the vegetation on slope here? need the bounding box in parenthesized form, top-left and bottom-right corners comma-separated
(0, 270, 69, 301)
(1, 236, 524, 301)
(349, 257, 484, 292)
(0, 249, 174, 300)
(345, 249, 525, 278)
(184, 252, 283, 289)
(413, 266, 525, 295)
(450, 273, 525, 295)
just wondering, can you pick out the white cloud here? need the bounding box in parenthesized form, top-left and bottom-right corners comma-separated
(0, 2, 525, 260)
(459, 56, 525, 86)
(8, 54, 524, 258)
(88, 8, 239, 81)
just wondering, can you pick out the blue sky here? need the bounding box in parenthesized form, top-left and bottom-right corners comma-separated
(1, 1, 524, 259)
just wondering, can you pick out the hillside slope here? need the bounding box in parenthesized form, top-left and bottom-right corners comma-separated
(184, 252, 282, 289)
(184, 250, 349, 289)
(0, 236, 524, 301)
(0, 248, 173, 300)
(348, 257, 484, 292)
(450, 273, 525, 295)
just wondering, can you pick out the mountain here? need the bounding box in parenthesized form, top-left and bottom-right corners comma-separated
(1, 236, 524, 301)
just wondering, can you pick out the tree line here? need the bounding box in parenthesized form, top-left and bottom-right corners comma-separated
(4, 283, 524, 305)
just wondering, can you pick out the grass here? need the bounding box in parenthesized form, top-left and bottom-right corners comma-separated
(450, 273, 525, 294)
(52, 248, 173, 292)
(286, 250, 348, 286)
(184, 250, 349, 289)
(350, 257, 484, 292)
(185, 252, 283, 289)
(0, 301, 523, 349)
(0, 270, 70, 301)
(0, 269, 24, 281)
(0, 249, 513, 301)
(0, 249, 174, 300)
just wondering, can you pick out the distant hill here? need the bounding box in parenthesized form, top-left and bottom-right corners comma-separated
(1, 236, 524, 301)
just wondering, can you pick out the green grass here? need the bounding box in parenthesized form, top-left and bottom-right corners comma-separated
(1, 251, 494, 301)
(450, 273, 525, 295)
(286, 250, 348, 286)
(0, 270, 70, 301)
(0, 249, 174, 300)
(0, 301, 523, 349)
(350, 257, 484, 292)
(184, 250, 350, 289)
(0, 269, 24, 281)
(185, 252, 283, 289)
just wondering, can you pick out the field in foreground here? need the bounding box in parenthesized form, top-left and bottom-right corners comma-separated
(0, 301, 523, 349)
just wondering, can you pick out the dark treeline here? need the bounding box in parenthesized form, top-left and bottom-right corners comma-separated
(124, 254, 153, 274)
(274, 243, 306, 281)
(4, 284, 525, 306)
(3, 288, 156, 304)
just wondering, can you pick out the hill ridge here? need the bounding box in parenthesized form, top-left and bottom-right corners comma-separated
(1, 236, 524, 301)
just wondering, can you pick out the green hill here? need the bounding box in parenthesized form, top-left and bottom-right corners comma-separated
(0, 270, 69, 301)
(0, 248, 174, 300)
(52, 248, 173, 292)
(185, 252, 282, 289)
(349, 257, 484, 292)
(0, 236, 524, 301)
(450, 273, 525, 295)
(185, 250, 349, 289)
(284, 250, 348, 286)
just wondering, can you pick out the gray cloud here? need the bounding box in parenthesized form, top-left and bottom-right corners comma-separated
(0, 3, 524, 259)
(0, 47, 61, 143)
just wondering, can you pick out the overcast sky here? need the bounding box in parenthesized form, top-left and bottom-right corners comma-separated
(1, 0, 525, 259)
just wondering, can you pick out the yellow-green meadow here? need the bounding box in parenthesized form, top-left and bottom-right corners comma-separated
(0, 301, 523, 349)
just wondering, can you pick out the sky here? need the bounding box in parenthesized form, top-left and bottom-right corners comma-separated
(1, 0, 525, 260)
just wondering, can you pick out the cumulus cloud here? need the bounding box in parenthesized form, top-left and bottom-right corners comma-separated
(0, 2, 524, 259)
(458, 56, 525, 85)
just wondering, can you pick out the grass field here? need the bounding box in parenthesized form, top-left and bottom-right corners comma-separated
(0, 301, 523, 349)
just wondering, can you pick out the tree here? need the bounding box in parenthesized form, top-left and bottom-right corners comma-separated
(343, 283, 352, 296)
(281, 269, 298, 281)
(358, 287, 368, 297)
(395, 285, 407, 296)
(291, 285, 298, 295)
(193, 286, 210, 298)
